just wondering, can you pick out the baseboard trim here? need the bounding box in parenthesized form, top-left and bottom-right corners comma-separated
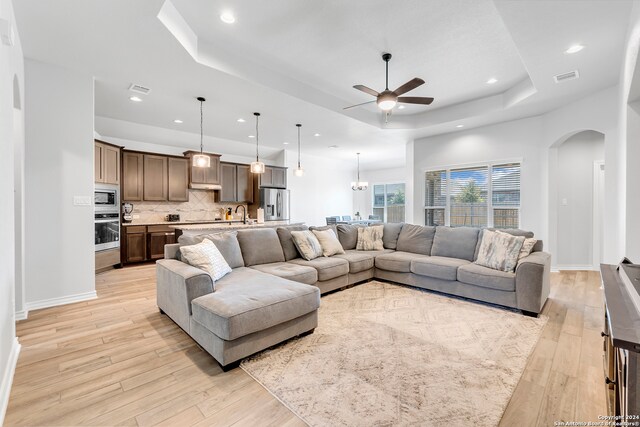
(14, 310, 28, 321)
(551, 265, 599, 273)
(0, 338, 21, 425)
(26, 291, 97, 313)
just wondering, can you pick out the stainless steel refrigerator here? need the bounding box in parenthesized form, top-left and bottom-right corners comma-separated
(260, 188, 290, 221)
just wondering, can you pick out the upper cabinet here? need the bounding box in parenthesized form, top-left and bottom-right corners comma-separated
(122, 150, 190, 202)
(220, 162, 254, 203)
(183, 151, 221, 189)
(94, 140, 120, 185)
(258, 166, 287, 189)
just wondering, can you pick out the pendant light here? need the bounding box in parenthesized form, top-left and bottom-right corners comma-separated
(294, 123, 304, 177)
(250, 112, 265, 174)
(351, 153, 368, 191)
(192, 97, 210, 168)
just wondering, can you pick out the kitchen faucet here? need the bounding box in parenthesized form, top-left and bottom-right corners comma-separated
(235, 205, 247, 224)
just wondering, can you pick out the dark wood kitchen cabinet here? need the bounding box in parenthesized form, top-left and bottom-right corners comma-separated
(95, 140, 120, 185)
(258, 166, 287, 189)
(143, 154, 168, 201)
(122, 225, 177, 264)
(124, 226, 146, 263)
(168, 157, 189, 202)
(184, 151, 221, 188)
(220, 162, 254, 203)
(122, 151, 144, 201)
(147, 225, 177, 260)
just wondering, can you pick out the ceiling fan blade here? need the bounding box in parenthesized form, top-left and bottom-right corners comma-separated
(397, 96, 434, 105)
(343, 100, 376, 110)
(353, 85, 379, 97)
(393, 78, 425, 96)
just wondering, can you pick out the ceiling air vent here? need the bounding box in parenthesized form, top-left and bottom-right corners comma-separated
(553, 70, 579, 83)
(128, 83, 151, 95)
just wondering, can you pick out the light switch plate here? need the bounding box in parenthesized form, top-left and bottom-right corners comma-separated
(561, 198, 568, 206)
(73, 196, 92, 206)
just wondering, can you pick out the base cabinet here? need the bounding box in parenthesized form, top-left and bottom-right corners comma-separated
(123, 225, 177, 264)
(125, 232, 146, 263)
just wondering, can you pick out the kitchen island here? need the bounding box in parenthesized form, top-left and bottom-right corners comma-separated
(170, 221, 305, 238)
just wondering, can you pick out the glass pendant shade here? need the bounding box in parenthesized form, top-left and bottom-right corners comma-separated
(193, 154, 210, 168)
(294, 166, 304, 177)
(250, 161, 265, 174)
(351, 153, 367, 191)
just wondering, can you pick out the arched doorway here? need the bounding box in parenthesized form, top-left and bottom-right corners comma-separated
(548, 130, 605, 270)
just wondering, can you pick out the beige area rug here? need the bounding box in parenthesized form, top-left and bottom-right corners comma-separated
(241, 281, 547, 427)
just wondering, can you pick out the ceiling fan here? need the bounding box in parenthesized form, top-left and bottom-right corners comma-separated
(344, 53, 434, 111)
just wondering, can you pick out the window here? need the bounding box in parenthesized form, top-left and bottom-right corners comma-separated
(424, 162, 521, 228)
(372, 183, 405, 223)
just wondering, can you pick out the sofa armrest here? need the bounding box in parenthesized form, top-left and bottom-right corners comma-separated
(164, 243, 181, 260)
(515, 251, 551, 314)
(156, 259, 214, 333)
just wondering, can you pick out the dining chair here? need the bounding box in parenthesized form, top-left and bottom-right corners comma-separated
(368, 215, 380, 220)
(342, 215, 351, 221)
(326, 217, 338, 225)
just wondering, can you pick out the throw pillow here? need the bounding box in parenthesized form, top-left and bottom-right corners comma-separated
(475, 229, 525, 272)
(356, 225, 384, 251)
(518, 237, 538, 261)
(179, 239, 232, 282)
(291, 230, 324, 261)
(312, 228, 345, 257)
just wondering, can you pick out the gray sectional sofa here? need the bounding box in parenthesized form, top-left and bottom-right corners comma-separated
(156, 223, 550, 370)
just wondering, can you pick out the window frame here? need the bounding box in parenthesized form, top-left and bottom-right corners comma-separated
(423, 159, 522, 228)
(371, 182, 406, 223)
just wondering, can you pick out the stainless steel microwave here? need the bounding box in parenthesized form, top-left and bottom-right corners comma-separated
(94, 184, 119, 212)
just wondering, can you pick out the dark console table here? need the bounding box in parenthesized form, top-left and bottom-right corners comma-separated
(601, 261, 640, 417)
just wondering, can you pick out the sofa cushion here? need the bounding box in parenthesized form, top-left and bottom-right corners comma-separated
(337, 224, 361, 250)
(356, 225, 384, 251)
(457, 263, 516, 292)
(431, 226, 480, 261)
(291, 230, 324, 261)
(475, 229, 525, 273)
(179, 239, 232, 282)
(334, 251, 375, 274)
(375, 251, 431, 273)
(177, 231, 244, 268)
(288, 257, 349, 281)
(396, 224, 435, 255)
(191, 268, 320, 341)
(382, 223, 404, 249)
(312, 228, 345, 257)
(410, 256, 470, 281)
(249, 262, 317, 285)
(237, 228, 285, 266)
(276, 226, 309, 261)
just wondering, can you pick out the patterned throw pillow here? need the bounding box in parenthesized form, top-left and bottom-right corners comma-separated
(312, 228, 345, 257)
(517, 236, 538, 261)
(356, 225, 384, 251)
(291, 230, 324, 261)
(179, 239, 232, 282)
(475, 229, 525, 272)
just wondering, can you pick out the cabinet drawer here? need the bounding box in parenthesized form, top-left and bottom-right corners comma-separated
(125, 226, 146, 234)
(147, 225, 175, 233)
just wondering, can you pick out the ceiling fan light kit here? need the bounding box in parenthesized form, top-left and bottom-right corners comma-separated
(250, 112, 266, 174)
(351, 153, 368, 191)
(345, 52, 434, 113)
(294, 123, 304, 177)
(193, 97, 211, 168)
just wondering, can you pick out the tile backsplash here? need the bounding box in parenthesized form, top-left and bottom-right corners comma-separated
(128, 190, 248, 223)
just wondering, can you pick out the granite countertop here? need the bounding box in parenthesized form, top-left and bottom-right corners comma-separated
(122, 220, 243, 227)
(170, 221, 304, 231)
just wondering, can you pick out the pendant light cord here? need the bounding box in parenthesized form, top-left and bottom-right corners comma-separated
(199, 99, 204, 154)
(297, 124, 301, 167)
(357, 153, 361, 181)
(255, 113, 260, 162)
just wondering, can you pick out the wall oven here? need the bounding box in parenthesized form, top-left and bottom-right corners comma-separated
(94, 184, 119, 213)
(95, 212, 120, 252)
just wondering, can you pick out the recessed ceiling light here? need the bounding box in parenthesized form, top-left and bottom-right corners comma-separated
(456, 124, 464, 128)
(173, 119, 183, 124)
(328, 145, 338, 149)
(486, 78, 498, 85)
(237, 118, 245, 123)
(314, 133, 321, 137)
(129, 96, 142, 102)
(398, 105, 406, 110)
(565, 44, 584, 54)
(283, 142, 289, 145)
(220, 11, 236, 24)
(248, 135, 255, 138)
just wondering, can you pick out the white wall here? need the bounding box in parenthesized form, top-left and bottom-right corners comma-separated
(555, 131, 604, 267)
(284, 150, 354, 226)
(0, 0, 23, 421)
(24, 59, 95, 308)
(352, 167, 407, 220)
(412, 116, 546, 239)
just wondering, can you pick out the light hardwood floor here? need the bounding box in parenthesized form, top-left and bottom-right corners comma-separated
(5, 266, 607, 426)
